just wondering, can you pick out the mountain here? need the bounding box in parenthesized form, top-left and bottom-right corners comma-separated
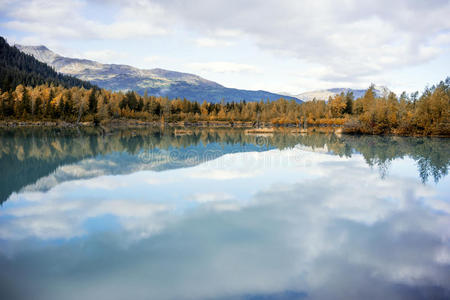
(0, 37, 94, 91)
(15, 44, 301, 103)
(296, 86, 390, 102)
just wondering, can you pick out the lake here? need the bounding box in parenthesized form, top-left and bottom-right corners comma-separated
(0, 127, 449, 300)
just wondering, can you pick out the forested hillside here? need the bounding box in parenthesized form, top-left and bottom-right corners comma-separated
(0, 37, 94, 91)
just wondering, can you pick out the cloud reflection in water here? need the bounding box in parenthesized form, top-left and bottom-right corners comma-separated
(0, 142, 449, 299)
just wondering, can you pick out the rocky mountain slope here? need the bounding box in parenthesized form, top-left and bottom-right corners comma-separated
(16, 44, 301, 103)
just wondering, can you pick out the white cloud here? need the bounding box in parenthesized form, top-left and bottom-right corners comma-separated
(0, 188, 171, 240)
(152, 0, 450, 82)
(195, 37, 234, 47)
(1, 0, 170, 40)
(82, 50, 126, 63)
(145, 177, 175, 185)
(187, 61, 261, 73)
(1, 146, 449, 299)
(189, 192, 234, 203)
(1, 0, 449, 92)
(190, 169, 258, 180)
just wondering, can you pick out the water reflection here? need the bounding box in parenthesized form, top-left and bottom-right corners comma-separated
(1, 128, 449, 206)
(0, 128, 449, 300)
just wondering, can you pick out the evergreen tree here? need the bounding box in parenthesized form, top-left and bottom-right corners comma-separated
(344, 92, 353, 114)
(88, 89, 98, 114)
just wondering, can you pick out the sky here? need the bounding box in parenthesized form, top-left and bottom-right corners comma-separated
(0, 0, 449, 95)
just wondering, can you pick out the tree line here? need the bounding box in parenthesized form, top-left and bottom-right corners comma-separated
(1, 35, 448, 136)
(0, 77, 449, 135)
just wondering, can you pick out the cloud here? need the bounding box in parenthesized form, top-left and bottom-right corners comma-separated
(1, 0, 170, 40)
(187, 61, 261, 73)
(152, 0, 450, 81)
(0, 187, 171, 240)
(1, 150, 449, 299)
(82, 50, 126, 63)
(190, 169, 259, 180)
(195, 37, 234, 47)
(2, 0, 449, 87)
(188, 192, 234, 203)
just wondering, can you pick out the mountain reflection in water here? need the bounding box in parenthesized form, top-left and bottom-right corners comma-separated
(0, 127, 449, 300)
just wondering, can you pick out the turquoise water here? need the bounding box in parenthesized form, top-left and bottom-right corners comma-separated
(0, 128, 449, 300)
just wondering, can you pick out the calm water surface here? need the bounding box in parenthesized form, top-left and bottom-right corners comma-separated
(0, 128, 449, 300)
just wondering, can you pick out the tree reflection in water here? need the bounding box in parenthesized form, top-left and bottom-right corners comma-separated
(0, 127, 448, 205)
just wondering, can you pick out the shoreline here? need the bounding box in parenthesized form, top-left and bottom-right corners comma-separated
(0, 120, 448, 137)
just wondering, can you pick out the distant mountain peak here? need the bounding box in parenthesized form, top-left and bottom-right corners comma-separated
(16, 44, 50, 51)
(16, 44, 301, 103)
(296, 86, 390, 102)
(15, 44, 60, 65)
(34, 45, 51, 51)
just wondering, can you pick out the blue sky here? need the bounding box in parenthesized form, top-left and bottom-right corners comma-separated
(0, 0, 449, 94)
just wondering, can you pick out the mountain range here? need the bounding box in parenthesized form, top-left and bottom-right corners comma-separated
(15, 44, 301, 103)
(295, 86, 390, 102)
(15, 43, 390, 103)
